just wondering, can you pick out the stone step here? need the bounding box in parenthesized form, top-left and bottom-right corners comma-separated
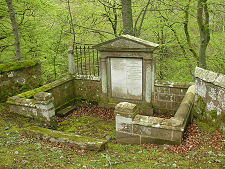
(23, 126, 107, 151)
(56, 105, 76, 117)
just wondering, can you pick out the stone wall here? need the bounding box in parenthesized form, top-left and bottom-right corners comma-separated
(7, 75, 75, 122)
(153, 81, 194, 115)
(115, 85, 195, 145)
(0, 59, 42, 102)
(74, 75, 101, 103)
(195, 67, 225, 132)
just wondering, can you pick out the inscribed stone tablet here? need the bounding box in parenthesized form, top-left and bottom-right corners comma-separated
(110, 58, 142, 100)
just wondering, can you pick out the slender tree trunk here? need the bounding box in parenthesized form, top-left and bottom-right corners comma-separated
(67, 0, 76, 50)
(197, 0, 210, 69)
(5, 0, 22, 61)
(134, 0, 151, 37)
(121, 0, 134, 35)
(184, 0, 198, 60)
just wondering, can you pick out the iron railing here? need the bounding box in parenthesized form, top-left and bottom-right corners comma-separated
(74, 45, 100, 77)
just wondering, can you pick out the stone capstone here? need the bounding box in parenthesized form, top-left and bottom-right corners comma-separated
(115, 102, 138, 118)
(195, 67, 225, 88)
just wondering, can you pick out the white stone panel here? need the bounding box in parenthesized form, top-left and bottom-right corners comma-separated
(110, 58, 142, 100)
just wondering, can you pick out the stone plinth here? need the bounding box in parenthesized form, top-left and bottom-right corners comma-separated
(34, 92, 55, 121)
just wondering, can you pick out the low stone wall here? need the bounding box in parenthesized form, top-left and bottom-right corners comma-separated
(195, 67, 225, 132)
(0, 59, 42, 102)
(116, 85, 195, 145)
(74, 75, 101, 102)
(7, 75, 75, 122)
(153, 81, 194, 115)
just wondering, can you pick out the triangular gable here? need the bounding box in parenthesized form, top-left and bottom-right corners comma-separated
(93, 35, 159, 51)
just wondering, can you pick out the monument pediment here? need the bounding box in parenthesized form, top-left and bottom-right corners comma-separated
(93, 34, 159, 52)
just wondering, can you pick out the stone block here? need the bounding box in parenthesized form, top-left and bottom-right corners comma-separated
(140, 136, 181, 145)
(34, 92, 53, 101)
(115, 102, 137, 118)
(159, 93, 173, 101)
(116, 131, 140, 145)
(34, 92, 55, 121)
(175, 95, 185, 102)
(150, 128, 172, 140)
(153, 100, 166, 108)
(170, 88, 181, 95)
(166, 102, 173, 110)
(116, 114, 133, 133)
(133, 125, 152, 135)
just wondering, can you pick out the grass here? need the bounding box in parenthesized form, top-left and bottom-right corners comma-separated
(0, 103, 224, 168)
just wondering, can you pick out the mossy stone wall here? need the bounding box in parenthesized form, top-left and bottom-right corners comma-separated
(195, 67, 225, 132)
(0, 59, 42, 102)
(74, 78, 101, 103)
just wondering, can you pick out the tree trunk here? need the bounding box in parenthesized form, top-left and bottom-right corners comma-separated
(184, 0, 198, 60)
(121, 0, 134, 35)
(197, 0, 210, 69)
(67, 0, 76, 50)
(5, 0, 22, 61)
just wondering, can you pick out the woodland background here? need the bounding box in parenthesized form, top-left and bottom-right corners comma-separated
(1, 0, 225, 83)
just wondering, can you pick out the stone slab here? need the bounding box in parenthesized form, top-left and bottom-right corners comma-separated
(23, 126, 107, 151)
(110, 58, 142, 100)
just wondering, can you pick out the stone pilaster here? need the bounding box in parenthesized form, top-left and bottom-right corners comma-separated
(68, 46, 75, 74)
(34, 92, 55, 121)
(115, 102, 140, 144)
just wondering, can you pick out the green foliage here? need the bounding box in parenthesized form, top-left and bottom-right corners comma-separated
(0, 0, 224, 83)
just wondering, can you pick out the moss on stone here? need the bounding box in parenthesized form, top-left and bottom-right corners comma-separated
(23, 126, 107, 151)
(209, 110, 217, 119)
(57, 114, 115, 139)
(196, 96, 206, 114)
(17, 75, 74, 99)
(0, 59, 39, 73)
(219, 112, 225, 123)
(55, 98, 77, 112)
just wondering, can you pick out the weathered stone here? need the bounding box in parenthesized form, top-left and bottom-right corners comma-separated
(195, 66, 225, 88)
(195, 67, 225, 133)
(140, 135, 181, 145)
(0, 59, 42, 102)
(153, 81, 192, 114)
(34, 92, 53, 101)
(115, 102, 137, 118)
(23, 126, 107, 151)
(116, 114, 133, 133)
(115, 84, 194, 145)
(7, 75, 77, 123)
(175, 85, 195, 122)
(116, 131, 140, 145)
(94, 35, 158, 114)
(214, 74, 225, 88)
(68, 46, 76, 75)
(133, 124, 152, 135)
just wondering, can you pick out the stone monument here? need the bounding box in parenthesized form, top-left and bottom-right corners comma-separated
(93, 35, 159, 115)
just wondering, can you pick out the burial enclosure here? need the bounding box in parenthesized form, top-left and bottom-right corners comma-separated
(5, 35, 224, 148)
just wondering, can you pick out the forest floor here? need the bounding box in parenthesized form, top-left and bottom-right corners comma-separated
(0, 103, 224, 168)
